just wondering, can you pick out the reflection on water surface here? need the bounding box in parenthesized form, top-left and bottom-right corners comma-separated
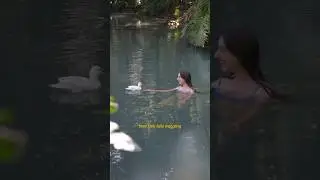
(110, 14, 210, 180)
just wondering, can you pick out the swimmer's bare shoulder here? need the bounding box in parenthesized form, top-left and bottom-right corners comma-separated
(255, 87, 270, 103)
(211, 78, 222, 89)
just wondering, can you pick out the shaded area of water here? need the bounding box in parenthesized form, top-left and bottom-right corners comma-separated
(1, 0, 108, 179)
(110, 14, 210, 180)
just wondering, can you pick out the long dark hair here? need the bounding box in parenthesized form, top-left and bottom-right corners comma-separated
(179, 71, 193, 88)
(221, 28, 284, 100)
(179, 71, 209, 94)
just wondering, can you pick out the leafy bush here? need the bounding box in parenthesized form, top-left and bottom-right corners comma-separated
(182, 0, 209, 47)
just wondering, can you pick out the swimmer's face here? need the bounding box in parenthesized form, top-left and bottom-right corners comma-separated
(214, 37, 241, 72)
(176, 73, 185, 86)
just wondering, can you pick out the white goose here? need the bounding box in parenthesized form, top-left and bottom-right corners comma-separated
(125, 82, 142, 91)
(110, 121, 142, 152)
(49, 66, 103, 93)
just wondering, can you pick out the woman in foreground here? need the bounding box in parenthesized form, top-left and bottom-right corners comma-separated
(212, 28, 282, 180)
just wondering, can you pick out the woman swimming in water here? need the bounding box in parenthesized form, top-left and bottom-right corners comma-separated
(212, 28, 283, 102)
(144, 71, 195, 94)
(212, 28, 283, 180)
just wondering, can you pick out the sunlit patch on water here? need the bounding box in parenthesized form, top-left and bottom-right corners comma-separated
(169, 130, 210, 180)
(160, 167, 175, 180)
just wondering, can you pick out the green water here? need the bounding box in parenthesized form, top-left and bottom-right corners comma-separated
(110, 14, 210, 180)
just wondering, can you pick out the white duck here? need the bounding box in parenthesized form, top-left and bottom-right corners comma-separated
(110, 121, 142, 152)
(125, 82, 142, 91)
(49, 65, 103, 93)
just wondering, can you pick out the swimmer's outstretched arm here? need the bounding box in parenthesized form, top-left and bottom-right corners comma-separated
(143, 88, 177, 92)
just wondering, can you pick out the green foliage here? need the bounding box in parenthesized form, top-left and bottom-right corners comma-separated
(182, 0, 209, 47)
(110, 0, 130, 12)
(140, 0, 179, 16)
(0, 138, 16, 162)
(0, 109, 26, 163)
(173, 6, 182, 18)
(0, 108, 16, 162)
(110, 96, 119, 114)
(0, 108, 14, 124)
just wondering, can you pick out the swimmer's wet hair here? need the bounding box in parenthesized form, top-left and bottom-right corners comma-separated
(178, 71, 202, 93)
(221, 27, 287, 100)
